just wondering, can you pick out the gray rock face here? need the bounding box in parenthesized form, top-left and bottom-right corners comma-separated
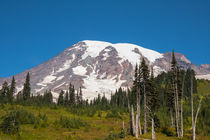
(0, 40, 209, 100)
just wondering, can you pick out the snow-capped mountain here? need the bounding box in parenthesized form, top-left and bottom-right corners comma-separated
(0, 40, 210, 100)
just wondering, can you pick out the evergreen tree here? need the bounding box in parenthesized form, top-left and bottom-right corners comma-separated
(64, 91, 69, 106)
(22, 72, 31, 101)
(166, 74, 175, 128)
(148, 68, 159, 139)
(0, 81, 9, 103)
(16, 91, 23, 102)
(43, 90, 53, 104)
(79, 87, 83, 105)
(57, 90, 64, 105)
(140, 58, 150, 134)
(8, 76, 15, 103)
(69, 83, 75, 106)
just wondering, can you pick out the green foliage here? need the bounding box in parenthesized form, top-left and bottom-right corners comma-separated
(106, 109, 122, 119)
(58, 90, 64, 105)
(58, 115, 88, 130)
(8, 76, 15, 103)
(105, 131, 124, 140)
(161, 127, 176, 136)
(43, 90, 53, 104)
(67, 106, 97, 117)
(22, 72, 31, 101)
(0, 111, 20, 134)
(0, 81, 9, 103)
(6, 110, 36, 125)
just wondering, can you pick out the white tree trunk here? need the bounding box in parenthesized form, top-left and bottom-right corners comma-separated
(135, 114, 139, 138)
(131, 105, 136, 136)
(144, 84, 147, 134)
(122, 120, 125, 136)
(152, 118, 156, 140)
(181, 73, 185, 137)
(192, 98, 202, 140)
(137, 87, 142, 135)
(170, 109, 174, 128)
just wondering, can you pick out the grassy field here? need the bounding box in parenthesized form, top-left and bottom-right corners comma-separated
(0, 104, 209, 140)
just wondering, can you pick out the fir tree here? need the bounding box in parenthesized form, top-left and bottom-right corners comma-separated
(79, 87, 83, 105)
(57, 90, 64, 105)
(140, 58, 150, 134)
(69, 83, 75, 106)
(22, 72, 31, 101)
(0, 81, 9, 103)
(64, 91, 69, 106)
(8, 76, 15, 103)
(148, 68, 159, 139)
(43, 90, 53, 104)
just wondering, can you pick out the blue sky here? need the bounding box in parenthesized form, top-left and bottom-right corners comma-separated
(0, 0, 210, 77)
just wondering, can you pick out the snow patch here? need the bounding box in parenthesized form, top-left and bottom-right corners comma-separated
(37, 70, 56, 86)
(73, 65, 87, 76)
(16, 85, 23, 95)
(83, 71, 126, 100)
(56, 54, 75, 73)
(196, 74, 210, 81)
(153, 66, 165, 77)
(82, 40, 112, 59)
(56, 75, 64, 81)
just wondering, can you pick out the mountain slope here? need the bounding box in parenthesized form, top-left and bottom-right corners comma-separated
(0, 40, 209, 100)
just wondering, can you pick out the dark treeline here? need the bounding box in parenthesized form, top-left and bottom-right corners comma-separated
(0, 51, 209, 139)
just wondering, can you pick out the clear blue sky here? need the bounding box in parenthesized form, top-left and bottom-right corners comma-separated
(0, 0, 210, 77)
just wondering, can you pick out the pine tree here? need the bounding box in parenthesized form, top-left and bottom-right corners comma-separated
(43, 90, 53, 104)
(0, 81, 9, 103)
(166, 75, 175, 128)
(22, 72, 31, 101)
(79, 87, 83, 105)
(140, 58, 150, 134)
(58, 90, 64, 105)
(148, 68, 159, 140)
(8, 76, 15, 103)
(64, 91, 69, 106)
(69, 83, 75, 106)
(16, 91, 23, 102)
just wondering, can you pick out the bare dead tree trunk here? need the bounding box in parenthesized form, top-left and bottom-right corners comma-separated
(137, 87, 142, 135)
(131, 105, 136, 136)
(170, 109, 174, 128)
(191, 76, 202, 140)
(135, 114, 139, 138)
(122, 120, 125, 136)
(152, 118, 156, 140)
(193, 98, 202, 140)
(143, 84, 147, 134)
(181, 73, 186, 137)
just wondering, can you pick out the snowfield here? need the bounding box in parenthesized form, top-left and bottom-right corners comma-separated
(82, 40, 163, 65)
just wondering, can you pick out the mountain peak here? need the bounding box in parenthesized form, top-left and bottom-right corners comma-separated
(0, 41, 209, 101)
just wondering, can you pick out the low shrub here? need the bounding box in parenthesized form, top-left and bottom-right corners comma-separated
(58, 115, 88, 129)
(161, 127, 176, 136)
(105, 109, 122, 119)
(0, 111, 20, 134)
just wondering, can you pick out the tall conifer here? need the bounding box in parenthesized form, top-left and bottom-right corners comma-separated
(23, 72, 31, 100)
